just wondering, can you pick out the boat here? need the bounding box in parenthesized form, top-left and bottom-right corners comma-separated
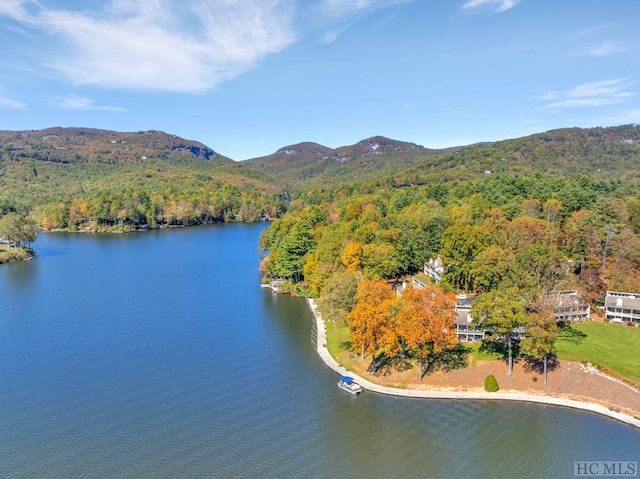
(338, 376, 363, 395)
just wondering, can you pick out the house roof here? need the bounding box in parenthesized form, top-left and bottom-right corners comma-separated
(605, 292, 640, 311)
(455, 310, 472, 325)
(455, 294, 475, 310)
(426, 255, 443, 269)
(555, 293, 589, 310)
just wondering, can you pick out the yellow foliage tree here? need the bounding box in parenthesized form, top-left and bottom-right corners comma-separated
(42, 217, 53, 231)
(79, 201, 91, 218)
(341, 241, 363, 272)
(303, 253, 320, 296)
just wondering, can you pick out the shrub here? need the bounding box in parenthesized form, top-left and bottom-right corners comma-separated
(484, 374, 499, 392)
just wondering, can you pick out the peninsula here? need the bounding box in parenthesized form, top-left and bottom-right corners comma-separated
(307, 299, 640, 429)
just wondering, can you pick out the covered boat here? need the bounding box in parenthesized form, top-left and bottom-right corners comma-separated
(338, 376, 363, 395)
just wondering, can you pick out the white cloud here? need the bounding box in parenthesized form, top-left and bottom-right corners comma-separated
(0, 0, 38, 23)
(460, 0, 519, 14)
(542, 78, 635, 109)
(49, 94, 127, 112)
(321, 28, 344, 44)
(588, 40, 625, 57)
(319, 0, 412, 18)
(0, 95, 26, 109)
(537, 91, 561, 101)
(574, 23, 613, 38)
(0, 0, 297, 92)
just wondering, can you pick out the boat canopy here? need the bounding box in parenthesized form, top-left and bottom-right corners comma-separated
(340, 376, 354, 382)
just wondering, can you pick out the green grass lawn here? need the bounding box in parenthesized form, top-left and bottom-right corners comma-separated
(466, 341, 502, 366)
(325, 320, 356, 369)
(555, 321, 640, 386)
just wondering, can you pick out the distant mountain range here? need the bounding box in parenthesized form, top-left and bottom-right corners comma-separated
(242, 125, 640, 185)
(2, 125, 640, 203)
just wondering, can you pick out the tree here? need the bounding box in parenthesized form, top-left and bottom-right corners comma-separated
(521, 299, 558, 386)
(0, 212, 37, 248)
(341, 242, 363, 272)
(543, 199, 562, 226)
(269, 218, 315, 280)
(396, 285, 457, 380)
(481, 208, 510, 249)
(471, 287, 528, 377)
(348, 278, 399, 374)
(505, 217, 545, 252)
(469, 245, 514, 292)
(42, 216, 54, 231)
(521, 199, 541, 219)
(316, 270, 359, 322)
(514, 242, 565, 293)
(440, 224, 486, 290)
(361, 242, 399, 278)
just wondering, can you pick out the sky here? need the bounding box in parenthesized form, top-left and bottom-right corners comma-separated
(0, 1, 639, 161)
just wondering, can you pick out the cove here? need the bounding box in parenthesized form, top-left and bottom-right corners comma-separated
(0, 223, 638, 479)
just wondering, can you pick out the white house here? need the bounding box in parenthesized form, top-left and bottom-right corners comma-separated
(548, 290, 591, 322)
(605, 291, 640, 325)
(454, 294, 484, 342)
(424, 256, 444, 283)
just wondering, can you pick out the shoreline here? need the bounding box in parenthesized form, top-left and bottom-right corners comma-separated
(306, 298, 640, 430)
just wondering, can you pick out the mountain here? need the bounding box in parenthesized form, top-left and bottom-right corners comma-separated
(0, 127, 278, 209)
(395, 125, 640, 185)
(3, 124, 640, 217)
(243, 136, 457, 183)
(0, 127, 234, 165)
(243, 125, 640, 186)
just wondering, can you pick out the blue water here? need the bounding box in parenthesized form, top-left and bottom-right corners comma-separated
(0, 224, 638, 478)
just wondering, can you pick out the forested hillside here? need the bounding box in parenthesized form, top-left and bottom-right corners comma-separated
(395, 125, 640, 185)
(258, 169, 640, 375)
(259, 174, 640, 305)
(0, 128, 286, 231)
(243, 125, 640, 187)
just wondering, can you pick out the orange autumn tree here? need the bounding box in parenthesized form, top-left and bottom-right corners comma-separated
(348, 278, 399, 375)
(396, 284, 457, 380)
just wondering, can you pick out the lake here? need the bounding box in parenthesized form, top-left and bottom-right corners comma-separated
(0, 223, 638, 479)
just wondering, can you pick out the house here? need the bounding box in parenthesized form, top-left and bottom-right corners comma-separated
(424, 256, 444, 283)
(604, 291, 640, 325)
(547, 290, 591, 322)
(454, 294, 484, 342)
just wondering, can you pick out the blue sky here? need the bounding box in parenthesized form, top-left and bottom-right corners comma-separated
(0, 0, 639, 160)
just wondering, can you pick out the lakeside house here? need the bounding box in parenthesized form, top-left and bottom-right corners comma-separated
(423, 256, 444, 283)
(546, 290, 591, 322)
(407, 276, 594, 341)
(604, 291, 640, 325)
(454, 294, 484, 342)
